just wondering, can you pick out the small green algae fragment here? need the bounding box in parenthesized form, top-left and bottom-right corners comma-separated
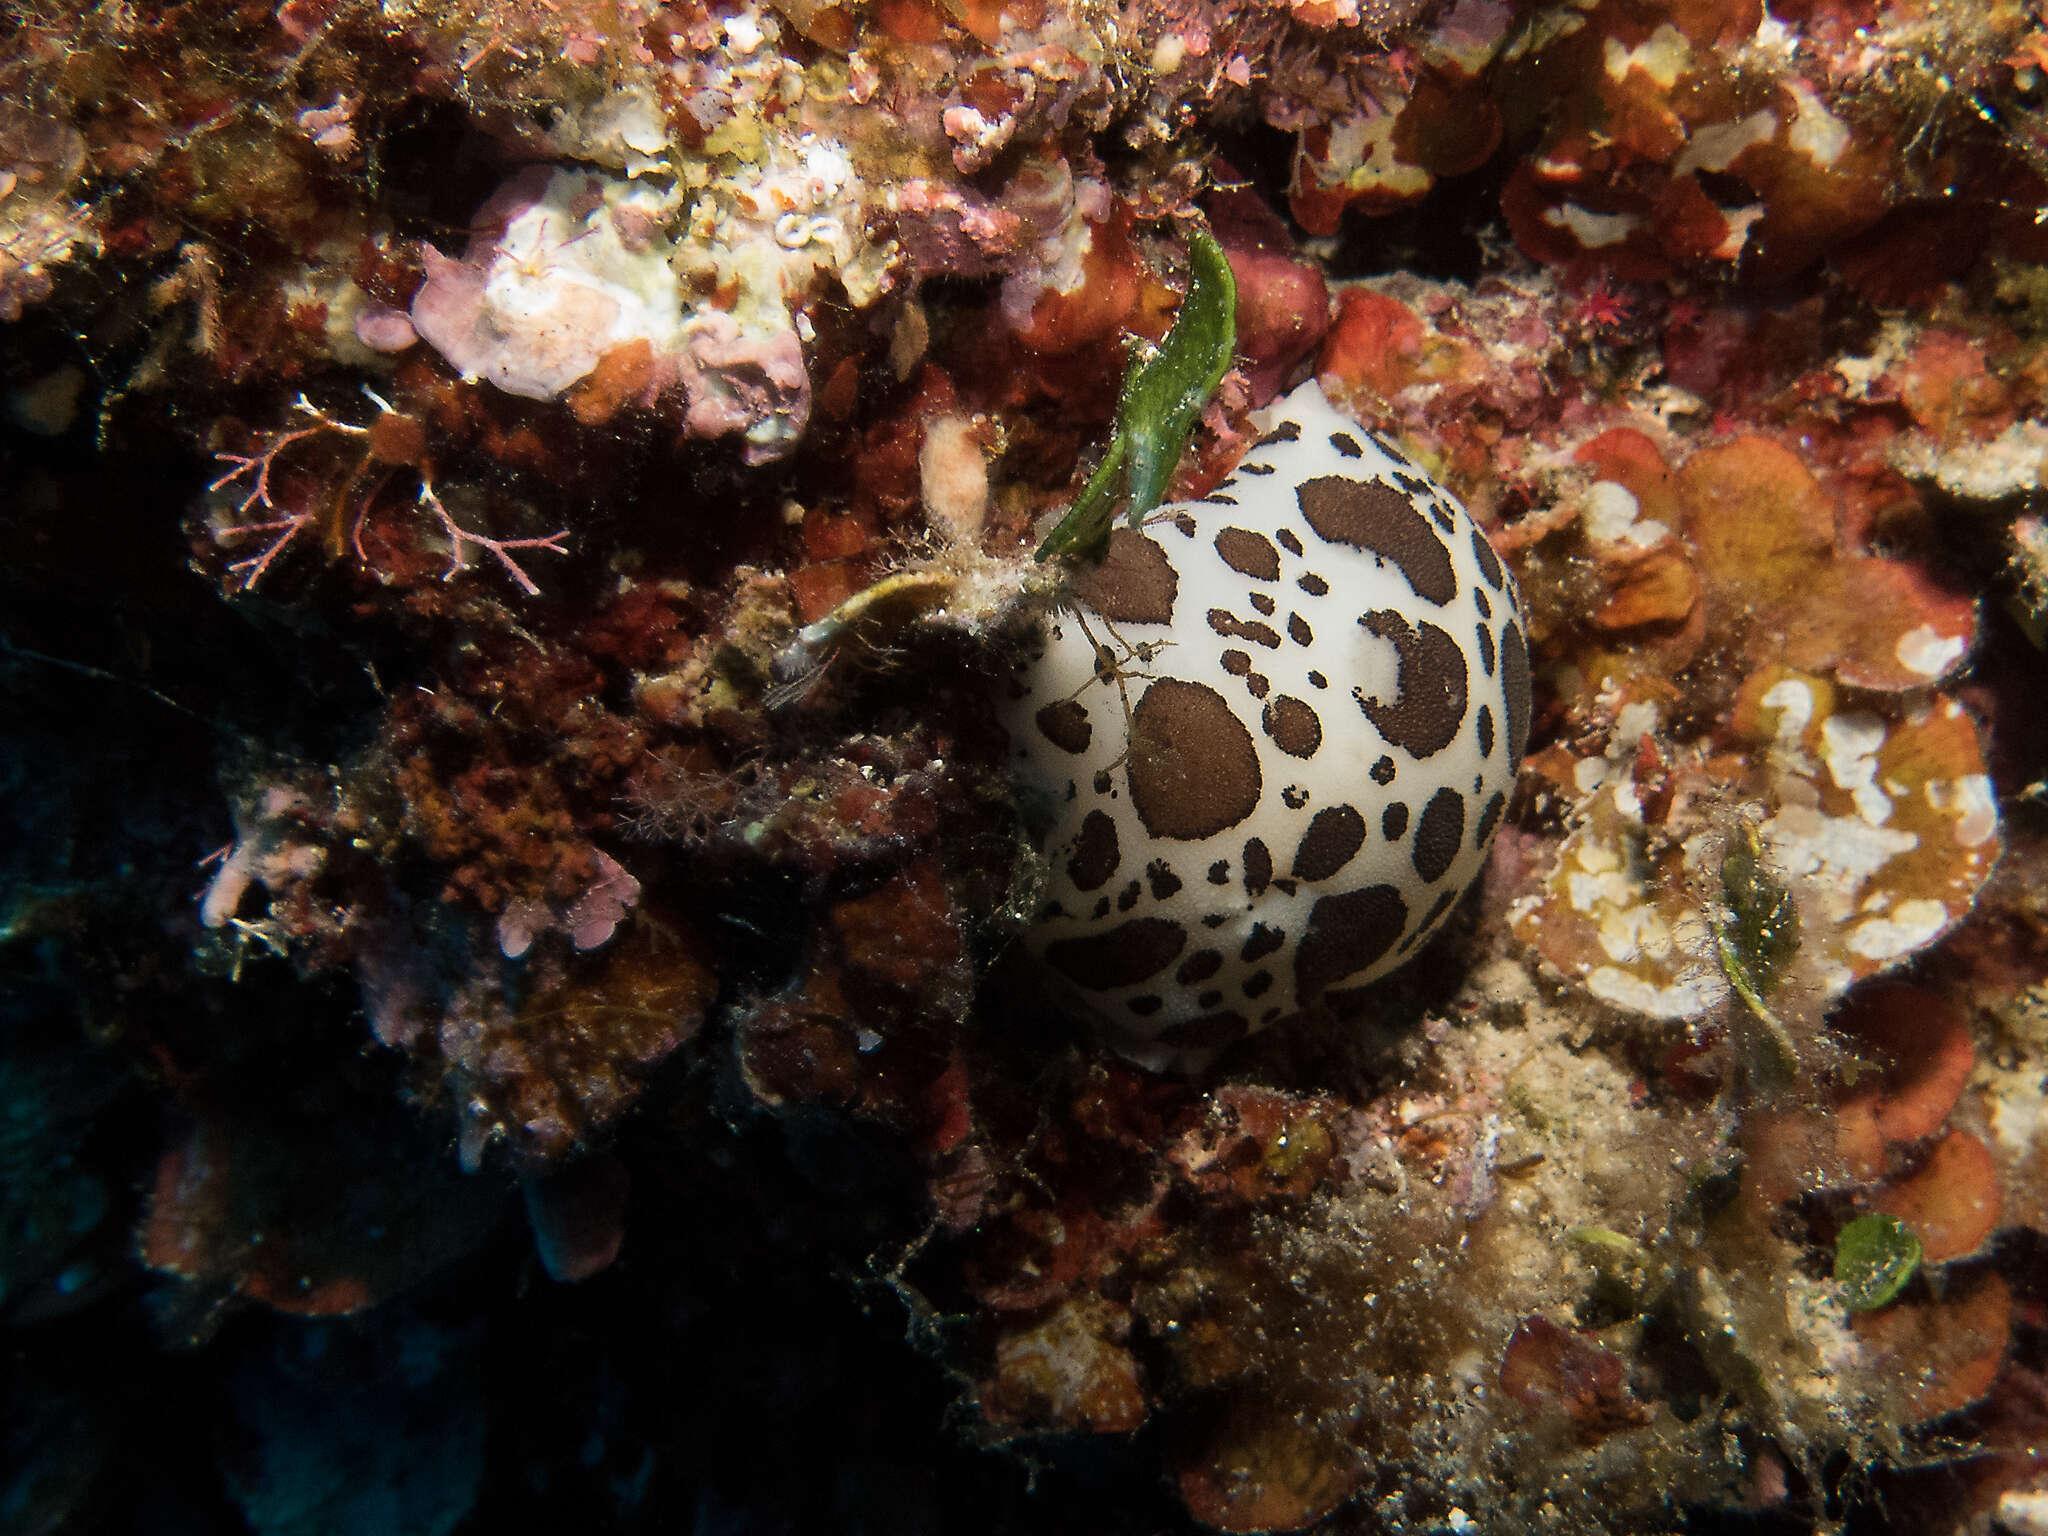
(1834, 1213, 1921, 1312)
(1034, 227, 1237, 565)
(1712, 822, 1802, 1077)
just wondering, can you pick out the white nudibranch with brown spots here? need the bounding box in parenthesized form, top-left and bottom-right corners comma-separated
(1005, 380, 1530, 1071)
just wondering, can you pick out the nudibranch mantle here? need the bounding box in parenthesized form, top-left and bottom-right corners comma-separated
(1004, 380, 1530, 1072)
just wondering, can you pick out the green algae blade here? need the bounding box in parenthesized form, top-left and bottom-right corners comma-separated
(1835, 1213, 1921, 1312)
(1035, 228, 1238, 565)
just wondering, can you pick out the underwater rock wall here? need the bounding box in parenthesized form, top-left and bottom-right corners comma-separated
(7, 0, 2048, 1531)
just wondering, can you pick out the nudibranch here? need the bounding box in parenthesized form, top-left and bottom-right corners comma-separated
(1005, 380, 1530, 1071)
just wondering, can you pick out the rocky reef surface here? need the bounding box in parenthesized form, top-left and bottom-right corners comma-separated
(7, 0, 2048, 1531)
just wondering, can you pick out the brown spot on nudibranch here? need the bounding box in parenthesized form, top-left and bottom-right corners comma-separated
(1128, 680, 1262, 840)
(1176, 949, 1222, 985)
(1072, 527, 1177, 624)
(1356, 610, 1470, 759)
(1243, 837, 1272, 895)
(1383, 802, 1409, 841)
(1412, 788, 1465, 884)
(1035, 700, 1092, 754)
(1045, 916, 1187, 990)
(1262, 695, 1323, 759)
(1147, 860, 1183, 899)
(1471, 524, 1505, 589)
(1208, 610, 1282, 648)
(1241, 923, 1285, 961)
(1067, 810, 1120, 891)
(1215, 528, 1281, 580)
(1501, 622, 1532, 772)
(1295, 885, 1408, 1000)
(1297, 477, 1457, 605)
(1292, 804, 1366, 882)
(1475, 791, 1506, 848)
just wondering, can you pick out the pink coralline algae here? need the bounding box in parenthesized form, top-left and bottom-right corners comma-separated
(410, 165, 814, 460)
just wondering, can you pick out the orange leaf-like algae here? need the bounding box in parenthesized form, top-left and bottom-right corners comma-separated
(1873, 1130, 2005, 1264)
(1852, 1271, 2012, 1425)
(1834, 982, 1978, 1149)
(1679, 438, 1975, 690)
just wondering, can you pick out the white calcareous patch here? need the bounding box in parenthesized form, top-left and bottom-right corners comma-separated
(1003, 380, 1529, 1071)
(1894, 622, 1967, 681)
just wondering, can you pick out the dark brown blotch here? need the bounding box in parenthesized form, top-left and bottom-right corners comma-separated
(1072, 527, 1178, 624)
(1330, 432, 1363, 458)
(1412, 787, 1465, 884)
(1209, 610, 1282, 648)
(1035, 699, 1091, 755)
(1067, 809, 1120, 891)
(1276, 529, 1303, 556)
(1241, 923, 1285, 962)
(1128, 680, 1263, 840)
(1242, 837, 1272, 897)
(1355, 610, 1470, 759)
(1471, 524, 1505, 589)
(1177, 949, 1223, 985)
(1045, 916, 1186, 990)
(1416, 886, 1458, 940)
(1295, 885, 1408, 1000)
(1262, 695, 1323, 759)
(1475, 790, 1506, 849)
(1215, 527, 1281, 580)
(1382, 802, 1409, 841)
(1147, 859, 1184, 900)
(1501, 622, 1532, 773)
(1297, 477, 1457, 604)
(1287, 613, 1312, 646)
(1292, 804, 1366, 883)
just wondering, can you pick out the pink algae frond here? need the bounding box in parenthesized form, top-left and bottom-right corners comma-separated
(208, 390, 568, 597)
